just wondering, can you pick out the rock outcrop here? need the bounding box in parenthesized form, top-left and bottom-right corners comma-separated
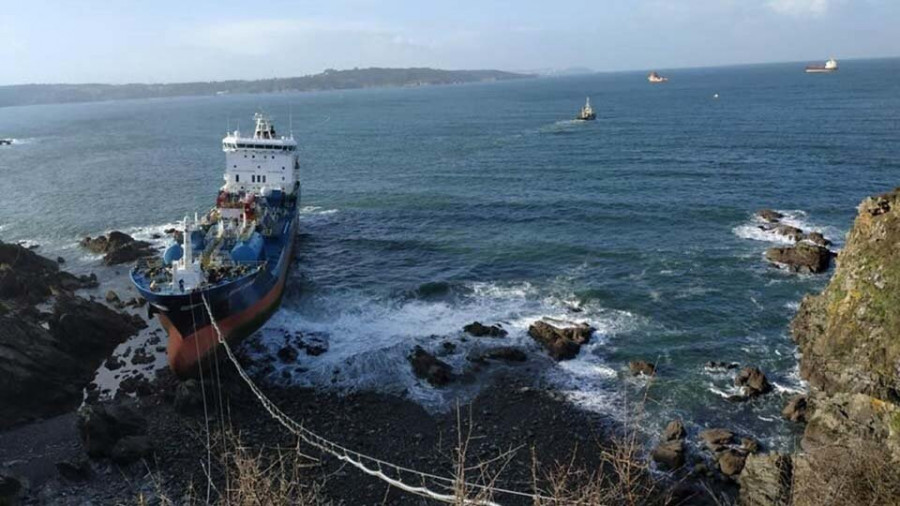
(527, 321, 593, 361)
(0, 241, 140, 429)
(740, 188, 900, 505)
(80, 231, 155, 265)
(734, 366, 772, 398)
(408, 346, 454, 386)
(765, 243, 833, 273)
(757, 209, 784, 223)
(463, 321, 508, 338)
(77, 402, 152, 464)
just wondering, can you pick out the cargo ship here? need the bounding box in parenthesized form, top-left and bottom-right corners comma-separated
(805, 58, 838, 73)
(576, 97, 596, 121)
(131, 113, 300, 377)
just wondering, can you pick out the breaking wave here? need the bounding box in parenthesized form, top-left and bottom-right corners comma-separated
(732, 209, 843, 248)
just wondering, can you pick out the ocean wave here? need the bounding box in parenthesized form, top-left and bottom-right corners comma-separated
(300, 205, 338, 216)
(245, 280, 640, 413)
(732, 209, 842, 248)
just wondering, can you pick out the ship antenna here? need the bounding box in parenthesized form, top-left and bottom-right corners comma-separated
(289, 104, 294, 140)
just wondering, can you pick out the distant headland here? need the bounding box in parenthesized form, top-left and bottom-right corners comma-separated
(0, 67, 532, 108)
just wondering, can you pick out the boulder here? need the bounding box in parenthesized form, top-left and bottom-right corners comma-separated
(408, 346, 454, 386)
(735, 366, 772, 397)
(705, 361, 739, 371)
(717, 449, 747, 476)
(651, 439, 685, 470)
(765, 243, 833, 274)
(80, 231, 154, 265)
(111, 435, 153, 465)
(56, 256, 65, 264)
(774, 225, 804, 242)
(782, 394, 808, 423)
(757, 209, 784, 223)
(741, 437, 761, 454)
(119, 375, 153, 397)
(463, 321, 508, 338)
(804, 232, 831, 247)
(527, 321, 593, 361)
(473, 347, 527, 363)
(56, 458, 92, 481)
(663, 419, 686, 441)
(699, 428, 734, 451)
(277, 345, 298, 363)
(629, 360, 656, 376)
(105, 290, 120, 304)
(77, 402, 147, 458)
(739, 453, 793, 506)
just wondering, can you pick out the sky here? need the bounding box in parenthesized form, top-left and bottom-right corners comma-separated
(0, 0, 898, 85)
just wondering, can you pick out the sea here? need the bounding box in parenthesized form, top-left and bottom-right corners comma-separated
(2, 58, 899, 453)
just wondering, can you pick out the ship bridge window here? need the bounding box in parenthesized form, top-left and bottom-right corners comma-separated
(235, 174, 240, 182)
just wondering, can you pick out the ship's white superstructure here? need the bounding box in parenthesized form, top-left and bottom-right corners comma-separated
(222, 113, 300, 196)
(805, 58, 838, 73)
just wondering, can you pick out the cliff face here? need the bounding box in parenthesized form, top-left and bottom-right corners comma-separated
(790, 188, 900, 458)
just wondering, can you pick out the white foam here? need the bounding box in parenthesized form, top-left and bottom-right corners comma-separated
(247, 280, 641, 413)
(300, 206, 339, 216)
(732, 209, 843, 249)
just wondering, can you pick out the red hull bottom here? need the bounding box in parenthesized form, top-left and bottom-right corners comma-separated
(161, 273, 288, 378)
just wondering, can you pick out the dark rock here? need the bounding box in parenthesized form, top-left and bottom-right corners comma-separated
(735, 366, 772, 397)
(757, 209, 784, 223)
(699, 428, 734, 451)
(663, 419, 686, 441)
(296, 332, 329, 356)
(105, 290, 120, 304)
(277, 345, 298, 363)
(765, 243, 833, 274)
(705, 361, 740, 370)
(105, 355, 125, 371)
(441, 341, 457, 353)
(774, 225, 804, 242)
(629, 360, 656, 376)
(174, 379, 203, 413)
(477, 347, 528, 363)
(80, 231, 154, 265)
(0, 472, 23, 503)
(651, 439, 685, 470)
(804, 231, 831, 247)
(463, 321, 508, 338)
(717, 449, 747, 476)
(408, 346, 454, 386)
(130, 348, 154, 365)
(119, 375, 153, 397)
(56, 458, 92, 481)
(56, 256, 65, 264)
(739, 453, 793, 506)
(527, 321, 593, 361)
(111, 435, 153, 465)
(77, 402, 147, 458)
(782, 394, 808, 423)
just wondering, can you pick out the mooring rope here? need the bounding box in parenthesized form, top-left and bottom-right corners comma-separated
(199, 292, 595, 505)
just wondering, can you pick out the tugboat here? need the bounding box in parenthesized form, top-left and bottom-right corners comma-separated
(647, 71, 668, 83)
(805, 58, 838, 73)
(131, 113, 300, 377)
(576, 97, 596, 121)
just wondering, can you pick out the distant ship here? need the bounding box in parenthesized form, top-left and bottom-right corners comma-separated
(576, 97, 596, 121)
(0, 139, 12, 146)
(805, 58, 838, 73)
(132, 113, 300, 377)
(647, 71, 668, 83)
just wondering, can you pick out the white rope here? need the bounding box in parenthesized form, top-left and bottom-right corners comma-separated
(199, 292, 578, 506)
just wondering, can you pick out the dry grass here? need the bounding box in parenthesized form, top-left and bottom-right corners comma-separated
(790, 442, 900, 506)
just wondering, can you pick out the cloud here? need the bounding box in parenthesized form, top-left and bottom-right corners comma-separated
(766, 0, 830, 16)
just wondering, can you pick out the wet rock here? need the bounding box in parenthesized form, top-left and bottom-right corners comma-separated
(77, 402, 147, 458)
(56, 458, 92, 481)
(130, 348, 154, 365)
(105, 355, 125, 371)
(629, 360, 656, 376)
(277, 345, 298, 363)
(765, 243, 833, 274)
(717, 449, 747, 476)
(408, 346, 454, 386)
(474, 347, 528, 363)
(0, 472, 23, 504)
(735, 366, 772, 397)
(663, 419, 686, 441)
(527, 321, 593, 361)
(105, 290, 120, 304)
(296, 332, 329, 356)
(782, 394, 808, 423)
(804, 231, 831, 247)
(173, 379, 203, 413)
(80, 231, 154, 265)
(774, 225, 804, 242)
(757, 209, 784, 223)
(699, 428, 734, 452)
(651, 439, 685, 470)
(739, 453, 793, 506)
(463, 321, 508, 338)
(705, 361, 740, 371)
(119, 375, 153, 397)
(111, 435, 153, 465)
(56, 256, 65, 264)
